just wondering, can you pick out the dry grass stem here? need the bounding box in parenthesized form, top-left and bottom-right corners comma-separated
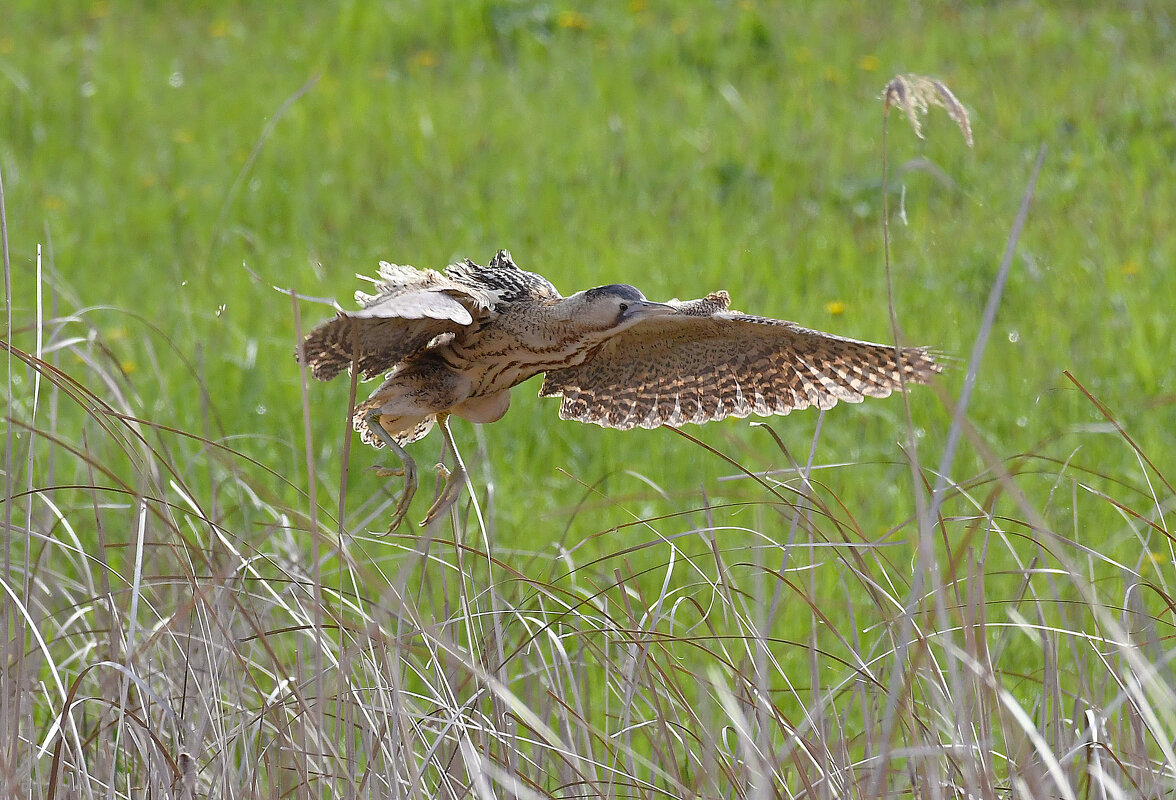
(883, 74, 974, 147)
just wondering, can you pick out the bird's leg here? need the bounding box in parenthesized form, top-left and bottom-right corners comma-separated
(363, 409, 418, 531)
(420, 413, 468, 527)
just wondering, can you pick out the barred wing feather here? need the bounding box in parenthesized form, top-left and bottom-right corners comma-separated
(298, 267, 495, 381)
(539, 296, 941, 430)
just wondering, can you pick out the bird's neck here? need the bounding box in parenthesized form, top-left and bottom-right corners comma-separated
(440, 303, 612, 395)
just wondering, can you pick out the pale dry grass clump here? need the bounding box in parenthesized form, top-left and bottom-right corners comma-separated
(4, 308, 1175, 799)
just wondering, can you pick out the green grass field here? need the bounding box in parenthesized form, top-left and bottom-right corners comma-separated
(4, 1, 1176, 796)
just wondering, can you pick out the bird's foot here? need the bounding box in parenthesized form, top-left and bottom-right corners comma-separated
(370, 465, 405, 478)
(377, 459, 417, 533)
(362, 410, 420, 532)
(419, 462, 467, 527)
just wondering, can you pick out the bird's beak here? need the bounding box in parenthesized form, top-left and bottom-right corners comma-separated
(625, 300, 677, 321)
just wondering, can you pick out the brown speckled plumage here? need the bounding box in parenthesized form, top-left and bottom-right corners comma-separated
(539, 290, 941, 430)
(297, 250, 942, 528)
(299, 255, 539, 382)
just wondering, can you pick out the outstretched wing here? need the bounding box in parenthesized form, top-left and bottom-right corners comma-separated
(539, 292, 942, 430)
(298, 263, 495, 381)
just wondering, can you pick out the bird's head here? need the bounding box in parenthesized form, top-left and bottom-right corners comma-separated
(564, 284, 677, 334)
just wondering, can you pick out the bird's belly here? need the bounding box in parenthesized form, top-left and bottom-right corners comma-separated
(452, 389, 512, 423)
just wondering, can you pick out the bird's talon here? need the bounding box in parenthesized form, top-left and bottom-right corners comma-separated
(419, 465, 467, 528)
(433, 463, 451, 479)
(386, 506, 410, 533)
(387, 475, 418, 532)
(360, 415, 419, 533)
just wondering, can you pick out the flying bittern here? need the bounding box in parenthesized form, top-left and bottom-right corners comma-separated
(298, 250, 941, 529)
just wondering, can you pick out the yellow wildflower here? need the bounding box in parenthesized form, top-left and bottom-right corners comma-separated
(409, 50, 437, 68)
(556, 10, 590, 30)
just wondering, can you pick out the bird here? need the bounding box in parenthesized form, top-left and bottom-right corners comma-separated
(298, 249, 942, 529)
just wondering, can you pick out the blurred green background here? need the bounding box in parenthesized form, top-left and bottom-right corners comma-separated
(4, 0, 1173, 541)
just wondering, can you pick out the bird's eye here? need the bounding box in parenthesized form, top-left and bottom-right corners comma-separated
(619, 302, 629, 313)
